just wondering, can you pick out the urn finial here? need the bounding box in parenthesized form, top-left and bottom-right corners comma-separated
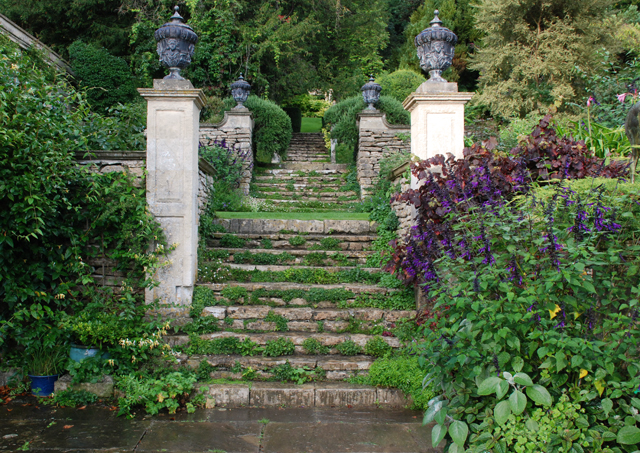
(154, 5, 198, 80)
(414, 10, 457, 83)
(361, 75, 382, 110)
(231, 73, 251, 108)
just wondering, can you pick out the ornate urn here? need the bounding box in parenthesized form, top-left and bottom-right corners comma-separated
(414, 10, 457, 82)
(154, 6, 198, 80)
(361, 75, 382, 110)
(231, 73, 251, 108)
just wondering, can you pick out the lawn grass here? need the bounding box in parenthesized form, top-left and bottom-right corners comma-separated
(215, 211, 370, 220)
(300, 117, 322, 133)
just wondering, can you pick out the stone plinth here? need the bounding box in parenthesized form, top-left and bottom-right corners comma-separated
(138, 80, 205, 306)
(356, 110, 410, 199)
(403, 82, 473, 189)
(200, 109, 254, 194)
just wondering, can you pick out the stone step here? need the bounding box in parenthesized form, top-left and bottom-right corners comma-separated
(186, 355, 376, 381)
(253, 183, 343, 190)
(224, 263, 380, 273)
(212, 248, 374, 265)
(255, 197, 358, 204)
(254, 176, 344, 183)
(197, 381, 408, 408)
(212, 218, 376, 235)
(167, 331, 402, 351)
(276, 163, 348, 172)
(255, 190, 356, 198)
(209, 233, 376, 251)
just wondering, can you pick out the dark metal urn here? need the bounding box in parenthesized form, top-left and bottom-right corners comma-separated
(361, 75, 382, 110)
(231, 73, 251, 108)
(154, 6, 198, 80)
(414, 10, 457, 82)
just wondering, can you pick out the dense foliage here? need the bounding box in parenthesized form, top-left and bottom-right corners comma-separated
(68, 41, 139, 112)
(388, 117, 640, 451)
(376, 69, 426, 103)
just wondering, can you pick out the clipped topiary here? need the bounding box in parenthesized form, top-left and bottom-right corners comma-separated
(68, 41, 138, 112)
(376, 70, 425, 103)
(224, 95, 292, 164)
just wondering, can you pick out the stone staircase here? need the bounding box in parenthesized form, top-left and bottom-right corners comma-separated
(173, 133, 416, 409)
(251, 132, 360, 210)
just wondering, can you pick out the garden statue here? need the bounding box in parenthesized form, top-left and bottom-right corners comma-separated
(414, 10, 457, 82)
(625, 102, 640, 183)
(154, 6, 198, 80)
(231, 73, 251, 108)
(361, 75, 382, 110)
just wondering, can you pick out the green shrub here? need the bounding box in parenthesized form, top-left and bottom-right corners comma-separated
(335, 340, 362, 356)
(219, 234, 247, 248)
(324, 95, 410, 149)
(264, 311, 289, 332)
(224, 95, 292, 163)
(302, 338, 329, 355)
(116, 372, 197, 417)
(262, 338, 295, 357)
(68, 41, 138, 112)
(46, 389, 99, 407)
(221, 286, 248, 302)
(288, 236, 307, 247)
(367, 355, 434, 410)
(376, 70, 426, 103)
(364, 336, 392, 358)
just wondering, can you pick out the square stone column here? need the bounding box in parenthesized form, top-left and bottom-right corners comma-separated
(403, 82, 473, 189)
(138, 80, 206, 306)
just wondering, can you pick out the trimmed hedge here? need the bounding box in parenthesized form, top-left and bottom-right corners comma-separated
(376, 70, 425, 103)
(324, 95, 410, 150)
(224, 95, 292, 164)
(68, 41, 138, 112)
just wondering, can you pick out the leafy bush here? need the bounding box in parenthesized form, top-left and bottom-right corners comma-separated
(264, 311, 289, 332)
(335, 340, 362, 356)
(262, 338, 295, 357)
(302, 338, 329, 355)
(324, 95, 410, 149)
(219, 234, 247, 248)
(367, 355, 434, 410)
(376, 70, 426, 103)
(68, 41, 138, 112)
(364, 336, 391, 358)
(223, 95, 292, 164)
(116, 372, 198, 417)
(46, 389, 99, 407)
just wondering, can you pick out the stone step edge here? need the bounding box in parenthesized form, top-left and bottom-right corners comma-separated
(210, 248, 375, 257)
(184, 353, 376, 371)
(212, 218, 377, 235)
(202, 305, 414, 322)
(198, 282, 398, 294)
(200, 382, 408, 408)
(211, 233, 376, 241)
(224, 263, 380, 273)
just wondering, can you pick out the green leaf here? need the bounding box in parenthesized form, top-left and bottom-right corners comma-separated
(432, 424, 447, 448)
(495, 400, 512, 426)
(435, 408, 446, 425)
(509, 390, 527, 415)
(617, 426, 640, 445)
(496, 380, 510, 400)
(449, 420, 469, 447)
(423, 400, 444, 424)
(448, 443, 461, 453)
(582, 281, 596, 293)
(526, 385, 553, 407)
(513, 372, 534, 387)
(556, 351, 567, 372)
(478, 376, 502, 395)
(526, 419, 539, 432)
(602, 398, 613, 417)
(512, 356, 524, 372)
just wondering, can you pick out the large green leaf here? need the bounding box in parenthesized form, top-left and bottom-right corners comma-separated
(496, 380, 510, 400)
(617, 426, 640, 445)
(526, 385, 552, 407)
(478, 377, 502, 395)
(509, 390, 527, 415)
(513, 372, 534, 387)
(432, 424, 447, 448)
(602, 398, 613, 418)
(449, 420, 469, 447)
(495, 400, 512, 426)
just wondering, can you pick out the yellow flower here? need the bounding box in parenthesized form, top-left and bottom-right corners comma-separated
(580, 369, 588, 379)
(549, 304, 561, 319)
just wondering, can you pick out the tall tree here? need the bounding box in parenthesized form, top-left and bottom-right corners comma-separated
(469, 0, 614, 118)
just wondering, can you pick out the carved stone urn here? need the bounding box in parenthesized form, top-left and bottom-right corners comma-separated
(361, 75, 382, 110)
(231, 73, 251, 108)
(414, 10, 457, 82)
(154, 6, 198, 80)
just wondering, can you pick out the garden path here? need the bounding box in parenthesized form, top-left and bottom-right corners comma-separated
(174, 132, 416, 409)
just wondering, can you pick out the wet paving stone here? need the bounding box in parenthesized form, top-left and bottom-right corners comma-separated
(261, 422, 437, 453)
(137, 421, 261, 452)
(0, 419, 48, 451)
(27, 419, 150, 451)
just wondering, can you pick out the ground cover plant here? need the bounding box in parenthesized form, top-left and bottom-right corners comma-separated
(387, 117, 640, 452)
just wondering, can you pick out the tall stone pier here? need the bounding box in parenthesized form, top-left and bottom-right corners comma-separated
(139, 80, 206, 306)
(402, 82, 473, 189)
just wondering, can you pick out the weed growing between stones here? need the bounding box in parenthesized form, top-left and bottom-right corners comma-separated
(288, 235, 307, 246)
(264, 311, 289, 332)
(335, 340, 363, 356)
(262, 338, 295, 357)
(302, 338, 330, 354)
(309, 237, 343, 250)
(364, 336, 392, 358)
(205, 267, 382, 285)
(233, 251, 295, 265)
(219, 234, 248, 248)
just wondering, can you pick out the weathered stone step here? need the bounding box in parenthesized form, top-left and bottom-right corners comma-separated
(253, 183, 342, 190)
(213, 218, 376, 235)
(198, 381, 408, 408)
(264, 167, 346, 175)
(255, 197, 358, 204)
(224, 263, 380, 273)
(199, 282, 398, 297)
(215, 247, 374, 259)
(188, 355, 375, 381)
(278, 163, 348, 171)
(255, 190, 356, 198)
(209, 233, 376, 251)
(254, 176, 343, 183)
(167, 331, 401, 351)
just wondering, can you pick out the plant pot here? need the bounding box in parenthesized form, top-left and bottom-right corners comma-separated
(28, 374, 58, 396)
(69, 344, 110, 362)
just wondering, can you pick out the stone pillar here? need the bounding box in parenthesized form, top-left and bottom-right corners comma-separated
(200, 109, 254, 194)
(402, 82, 473, 189)
(139, 80, 205, 306)
(356, 110, 411, 199)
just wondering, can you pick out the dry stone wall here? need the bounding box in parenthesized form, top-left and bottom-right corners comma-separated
(388, 161, 413, 243)
(200, 109, 254, 194)
(356, 111, 410, 199)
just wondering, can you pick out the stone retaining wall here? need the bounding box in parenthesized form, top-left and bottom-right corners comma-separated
(388, 161, 413, 243)
(356, 111, 410, 199)
(200, 109, 254, 194)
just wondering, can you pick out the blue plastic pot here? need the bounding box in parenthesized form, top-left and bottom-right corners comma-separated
(70, 344, 109, 362)
(28, 374, 58, 396)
